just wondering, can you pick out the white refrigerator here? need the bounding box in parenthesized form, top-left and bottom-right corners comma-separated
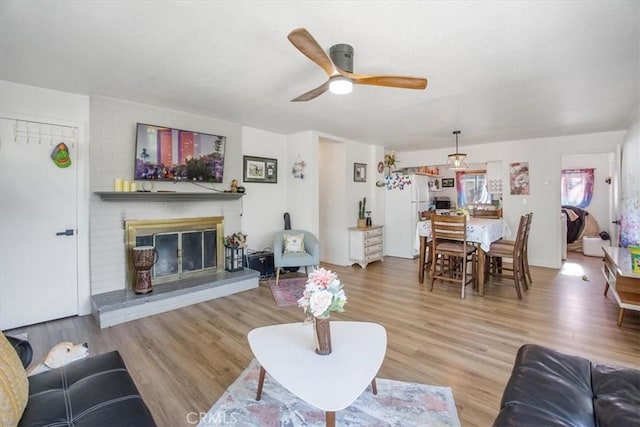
(384, 174, 431, 258)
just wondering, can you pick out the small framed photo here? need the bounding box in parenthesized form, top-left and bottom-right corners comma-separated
(354, 163, 367, 182)
(442, 178, 455, 188)
(243, 155, 278, 183)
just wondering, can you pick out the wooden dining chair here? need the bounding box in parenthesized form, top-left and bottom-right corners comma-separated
(485, 214, 528, 299)
(418, 210, 435, 278)
(491, 212, 533, 290)
(470, 207, 503, 219)
(522, 212, 533, 284)
(429, 214, 477, 298)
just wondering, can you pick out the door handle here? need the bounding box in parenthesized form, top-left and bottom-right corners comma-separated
(56, 229, 74, 236)
(611, 220, 621, 225)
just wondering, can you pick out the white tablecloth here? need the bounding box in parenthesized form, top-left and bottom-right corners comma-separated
(415, 217, 512, 252)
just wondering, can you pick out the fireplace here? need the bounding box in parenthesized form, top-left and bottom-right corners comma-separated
(124, 216, 224, 288)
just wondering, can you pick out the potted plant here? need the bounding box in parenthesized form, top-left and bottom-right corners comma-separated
(358, 197, 367, 228)
(384, 150, 398, 175)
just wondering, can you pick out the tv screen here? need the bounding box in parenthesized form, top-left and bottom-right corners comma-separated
(134, 123, 226, 182)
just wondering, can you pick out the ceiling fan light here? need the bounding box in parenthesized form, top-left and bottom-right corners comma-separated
(329, 77, 353, 95)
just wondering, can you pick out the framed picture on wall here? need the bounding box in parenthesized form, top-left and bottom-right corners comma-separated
(510, 161, 529, 195)
(243, 155, 278, 183)
(442, 178, 455, 188)
(354, 163, 367, 182)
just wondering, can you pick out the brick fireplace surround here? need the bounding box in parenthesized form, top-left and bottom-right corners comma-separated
(90, 194, 258, 328)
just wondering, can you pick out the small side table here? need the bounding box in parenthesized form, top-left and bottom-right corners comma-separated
(348, 225, 384, 268)
(247, 321, 387, 426)
(602, 247, 640, 326)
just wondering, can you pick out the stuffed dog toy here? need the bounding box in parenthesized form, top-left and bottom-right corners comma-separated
(27, 341, 89, 376)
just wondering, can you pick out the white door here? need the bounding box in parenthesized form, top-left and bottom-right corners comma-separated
(0, 118, 78, 329)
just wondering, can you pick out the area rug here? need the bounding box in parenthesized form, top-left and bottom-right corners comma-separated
(198, 359, 461, 427)
(267, 276, 307, 308)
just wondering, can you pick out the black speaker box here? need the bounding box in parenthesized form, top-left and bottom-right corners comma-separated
(244, 250, 275, 278)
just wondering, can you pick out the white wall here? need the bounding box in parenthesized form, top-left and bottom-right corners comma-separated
(620, 121, 640, 246)
(241, 126, 287, 250)
(89, 96, 245, 294)
(345, 139, 377, 229)
(371, 145, 386, 230)
(285, 131, 320, 236)
(397, 131, 625, 268)
(561, 152, 612, 235)
(319, 138, 347, 265)
(0, 80, 92, 314)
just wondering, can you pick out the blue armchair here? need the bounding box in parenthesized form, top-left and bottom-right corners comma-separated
(273, 230, 320, 286)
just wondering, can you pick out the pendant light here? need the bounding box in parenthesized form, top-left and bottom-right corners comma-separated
(446, 130, 469, 171)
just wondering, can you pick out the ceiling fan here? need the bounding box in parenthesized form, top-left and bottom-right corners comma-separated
(287, 28, 428, 102)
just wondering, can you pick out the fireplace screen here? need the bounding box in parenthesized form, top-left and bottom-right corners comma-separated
(125, 217, 224, 288)
(135, 230, 217, 280)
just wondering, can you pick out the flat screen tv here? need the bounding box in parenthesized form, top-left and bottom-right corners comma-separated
(134, 123, 226, 182)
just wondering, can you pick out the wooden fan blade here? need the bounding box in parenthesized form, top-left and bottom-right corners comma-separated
(350, 74, 428, 90)
(291, 80, 330, 102)
(288, 28, 337, 77)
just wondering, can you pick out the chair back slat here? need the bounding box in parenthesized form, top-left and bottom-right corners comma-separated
(470, 207, 503, 219)
(524, 212, 533, 241)
(431, 214, 467, 243)
(514, 214, 528, 252)
(523, 212, 533, 284)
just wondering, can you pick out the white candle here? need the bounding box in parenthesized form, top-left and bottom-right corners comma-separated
(114, 178, 123, 192)
(130, 182, 137, 192)
(122, 180, 130, 192)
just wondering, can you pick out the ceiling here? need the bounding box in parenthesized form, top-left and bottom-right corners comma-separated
(0, 1, 638, 151)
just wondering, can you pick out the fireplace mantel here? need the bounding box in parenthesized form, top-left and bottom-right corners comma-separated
(95, 191, 244, 202)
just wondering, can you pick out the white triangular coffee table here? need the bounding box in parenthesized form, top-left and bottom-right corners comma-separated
(248, 321, 387, 427)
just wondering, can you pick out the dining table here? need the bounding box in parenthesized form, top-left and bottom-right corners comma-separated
(415, 216, 511, 296)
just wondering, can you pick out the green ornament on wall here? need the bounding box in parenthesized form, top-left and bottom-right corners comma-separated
(51, 142, 72, 168)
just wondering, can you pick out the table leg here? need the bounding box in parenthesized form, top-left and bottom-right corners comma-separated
(477, 248, 485, 296)
(256, 365, 266, 401)
(617, 308, 625, 327)
(419, 236, 426, 283)
(371, 378, 378, 395)
(326, 411, 336, 427)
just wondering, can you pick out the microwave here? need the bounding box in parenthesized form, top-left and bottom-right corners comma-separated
(433, 198, 451, 210)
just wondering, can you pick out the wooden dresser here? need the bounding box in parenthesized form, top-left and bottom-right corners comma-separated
(602, 246, 640, 326)
(349, 225, 384, 269)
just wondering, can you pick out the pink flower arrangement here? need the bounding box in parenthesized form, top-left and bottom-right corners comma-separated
(297, 268, 347, 319)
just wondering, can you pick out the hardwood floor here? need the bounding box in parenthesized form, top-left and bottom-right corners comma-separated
(6, 251, 639, 426)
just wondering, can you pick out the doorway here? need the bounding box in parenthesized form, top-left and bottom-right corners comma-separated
(560, 152, 616, 263)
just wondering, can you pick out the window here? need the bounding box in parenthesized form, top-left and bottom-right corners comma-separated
(456, 171, 490, 207)
(561, 168, 594, 208)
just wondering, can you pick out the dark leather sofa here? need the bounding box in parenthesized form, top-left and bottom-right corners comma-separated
(7, 336, 156, 427)
(493, 344, 640, 427)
